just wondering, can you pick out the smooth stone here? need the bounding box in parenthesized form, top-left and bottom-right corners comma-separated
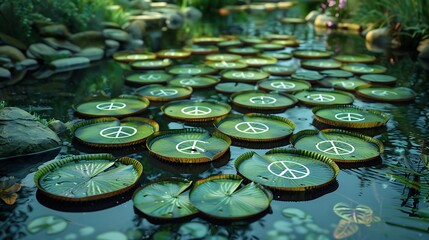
(28, 43, 57, 59)
(49, 57, 90, 71)
(43, 37, 81, 53)
(130, 0, 151, 10)
(314, 14, 337, 28)
(365, 27, 391, 48)
(124, 20, 146, 39)
(0, 107, 61, 159)
(70, 31, 105, 49)
(0, 45, 27, 62)
(103, 28, 130, 42)
(0, 57, 12, 65)
(48, 120, 69, 135)
(305, 10, 320, 23)
(0, 67, 11, 79)
(105, 40, 120, 56)
(0, 32, 27, 50)
(15, 59, 39, 71)
(337, 22, 361, 31)
(75, 47, 104, 61)
(39, 24, 69, 38)
(102, 21, 121, 29)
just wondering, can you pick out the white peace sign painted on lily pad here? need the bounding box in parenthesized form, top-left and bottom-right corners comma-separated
(177, 68, 202, 74)
(307, 94, 336, 102)
(371, 90, 398, 96)
(179, 79, 199, 85)
(271, 82, 296, 89)
(150, 89, 178, 96)
(140, 74, 160, 80)
(333, 81, 355, 88)
(334, 113, 365, 122)
(176, 140, 208, 154)
(96, 102, 127, 111)
(234, 122, 269, 134)
(181, 106, 212, 116)
(100, 126, 137, 139)
(249, 96, 277, 104)
(267, 161, 310, 179)
(232, 72, 255, 78)
(316, 140, 355, 155)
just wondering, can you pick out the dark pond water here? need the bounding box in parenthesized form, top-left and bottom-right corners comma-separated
(1, 4, 429, 240)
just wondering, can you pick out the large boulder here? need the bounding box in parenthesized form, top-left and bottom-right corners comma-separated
(365, 27, 391, 49)
(0, 45, 26, 62)
(39, 24, 69, 38)
(70, 31, 106, 49)
(314, 14, 337, 28)
(0, 107, 61, 159)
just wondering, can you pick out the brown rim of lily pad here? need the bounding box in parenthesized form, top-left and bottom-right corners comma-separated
(293, 50, 332, 59)
(294, 89, 355, 106)
(113, 51, 156, 63)
(192, 37, 226, 45)
(272, 39, 301, 47)
(130, 59, 173, 70)
(34, 154, 143, 202)
(161, 99, 231, 122)
(156, 49, 191, 59)
(312, 105, 390, 129)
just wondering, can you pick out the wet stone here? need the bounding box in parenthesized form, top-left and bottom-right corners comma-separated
(39, 24, 69, 38)
(75, 47, 105, 61)
(43, 37, 81, 53)
(49, 57, 90, 71)
(70, 31, 106, 49)
(103, 28, 130, 42)
(0, 45, 27, 62)
(0, 67, 11, 80)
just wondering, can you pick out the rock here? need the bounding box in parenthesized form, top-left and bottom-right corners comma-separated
(102, 21, 121, 29)
(39, 24, 69, 38)
(48, 120, 69, 135)
(49, 57, 90, 71)
(305, 10, 320, 23)
(70, 31, 105, 49)
(130, 0, 151, 10)
(182, 7, 202, 22)
(28, 43, 57, 60)
(43, 37, 81, 53)
(105, 40, 120, 56)
(314, 14, 337, 28)
(0, 57, 12, 66)
(75, 47, 104, 61)
(14, 59, 39, 71)
(124, 20, 146, 39)
(365, 28, 392, 50)
(0, 107, 61, 159)
(417, 39, 429, 59)
(166, 13, 184, 30)
(103, 28, 130, 42)
(0, 33, 27, 50)
(0, 46, 26, 62)
(0, 67, 11, 80)
(337, 22, 361, 31)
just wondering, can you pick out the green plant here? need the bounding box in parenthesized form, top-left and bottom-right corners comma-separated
(0, 100, 6, 109)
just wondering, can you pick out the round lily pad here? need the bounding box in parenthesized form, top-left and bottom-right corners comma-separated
(214, 113, 295, 142)
(261, 65, 296, 76)
(126, 71, 173, 85)
(157, 49, 191, 59)
(312, 105, 390, 129)
(253, 43, 285, 51)
(301, 59, 342, 70)
(260, 52, 292, 60)
(206, 61, 248, 70)
(319, 78, 367, 91)
(333, 54, 376, 63)
(73, 117, 159, 147)
(341, 63, 387, 74)
(215, 82, 255, 94)
(130, 59, 172, 70)
(113, 51, 156, 63)
(27, 215, 68, 235)
(234, 149, 339, 191)
(221, 69, 269, 82)
(292, 71, 324, 83)
(280, 17, 306, 24)
(217, 40, 243, 48)
(272, 39, 300, 47)
(238, 57, 277, 67)
(34, 154, 143, 201)
(205, 53, 241, 62)
(133, 178, 198, 220)
(167, 65, 217, 75)
(227, 47, 260, 55)
(290, 129, 384, 163)
(161, 100, 231, 121)
(293, 50, 332, 59)
(231, 90, 297, 110)
(146, 129, 231, 163)
(321, 69, 354, 78)
(238, 36, 267, 45)
(189, 174, 272, 219)
(74, 96, 150, 118)
(168, 75, 220, 88)
(193, 37, 226, 45)
(355, 86, 416, 102)
(183, 45, 219, 55)
(258, 78, 311, 93)
(135, 84, 193, 101)
(264, 34, 295, 41)
(360, 74, 397, 85)
(294, 89, 354, 106)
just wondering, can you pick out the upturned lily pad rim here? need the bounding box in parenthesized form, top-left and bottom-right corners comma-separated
(135, 84, 193, 101)
(113, 51, 156, 63)
(312, 105, 390, 129)
(146, 129, 232, 163)
(214, 82, 256, 94)
(355, 85, 417, 102)
(333, 54, 376, 63)
(238, 56, 278, 67)
(125, 71, 173, 85)
(259, 52, 293, 60)
(257, 78, 311, 92)
(167, 64, 218, 76)
(182, 45, 219, 55)
(359, 74, 397, 84)
(34, 153, 143, 202)
(161, 100, 231, 122)
(168, 75, 220, 88)
(156, 49, 192, 59)
(230, 90, 298, 110)
(301, 59, 343, 70)
(130, 59, 173, 70)
(294, 88, 355, 106)
(292, 50, 333, 59)
(340, 63, 387, 74)
(220, 69, 270, 82)
(213, 113, 296, 142)
(234, 148, 340, 191)
(192, 37, 227, 44)
(318, 77, 368, 91)
(290, 129, 384, 163)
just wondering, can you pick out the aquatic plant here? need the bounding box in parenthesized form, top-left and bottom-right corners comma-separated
(0, 176, 21, 205)
(319, 0, 350, 22)
(0, 100, 6, 109)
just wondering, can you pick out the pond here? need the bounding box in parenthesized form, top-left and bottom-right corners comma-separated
(1, 3, 429, 240)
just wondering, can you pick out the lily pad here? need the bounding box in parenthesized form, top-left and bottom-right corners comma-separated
(113, 51, 156, 63)
(321, 69, 354, 78)
(217, 40, 243, 48)
(231, 90, 297, 110)
(319, 78, 367, 91)
(355, 86, 416, 102)
(238, 36, 267, 45)
(221, 69, 269, 82)
(157, 49, 191, 59)
(272, 39, 300, 47)
(292, 71, 324, 83)
(27, 215, 68, 235)
(253, 43, 285, 51)
(146, 129, 231, 163)
(34, 154, 143, 201)
(73, 117, 159, 147)
(167, 64, 217, 75)
(264, 34, 295, 41)
(312, 105, 390, 129)
(360, 74, 397, 85)
(261, 65, 296, 76)
(290, 129, 384, 163)
(193, 37, 226, 45)
(179, 222, 209, 238)
(205, 53, 241, 62)
(260, 52, 292, 60)
(189, 174, 272, 219)
(234, 149, 339, 191)
(333, 54, 376, 63)
(168, 75, 220, 88)
(227, 46, 260, 55)
(126, 71, 173, 85)
(74, 96, 150, 118)
(161, 100, 231, 121)
(293, 50, 332, 59)
(341, 63, 386, 74)
(183, 45, 219, 55)
(133, 178, 198, 219)
(215, 82, 255, 94)
(301, 59, 342, 70)
(238, 57, 277, 67)
(206, 61, 248, 70)
(96, 231, 128, 240)
(294, 89, 354, 106)
(130, 59, 172, 70)
(333, 202, 380, 226)
(258, 79, 311, 92)
(135, 84, 193, 101)
(214, 113, 295, 142)
(280, 17, 306, 24)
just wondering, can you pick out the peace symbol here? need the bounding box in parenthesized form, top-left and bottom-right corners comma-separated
(149, 89, 178, 96)
(249, 96, 277, 104)
(307, 94, 336, 102)
(179, 79, 199, 85)
(234, 122, 269, 134)
(176, 140, 208, 154)
(267, 161, 310, 179)
(370, 90, 398, 96)
(270, 81, 296, 89)
(140, 74, 160, 80)
(232, 72, 255, 78)
(247, 58, 267, 64)
(351, 66, 373, 72)
(99, 126, 137, 139)
(96, 102, 127, 111)
(177, 68, 202, 74)
(334, 113, 365, 122)
(316, 140, 355, 155)
(333, 81, 355, 87)
(181, 106, 212, 115)
(215, 62, 236, 67)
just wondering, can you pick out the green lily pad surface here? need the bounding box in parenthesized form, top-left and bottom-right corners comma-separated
(231, 90, 297, 110)
(189, 175, 272, 219)
(301, 59, 342, 70)
(321, 69, 354, 78)
(34, 154, 143, 201)
(238, 36, 267, 44)
(312, 105, 390, 129)
(183, 45, 219, 55)
(157, 49, 191, 59)
(333, 54, 376, 63)
(234, 149, 339, 191)
(272, 39, 300, 47)
(214, 113, 295, 142)
(227, 47, 260, 55)
(356, 86, 416, 102)
(253, 43, 285, 51)
(215, 82, 255, 94)
(258, 79, 311, 92)
(74, 96, 150, 118)
(264, 34, 295, 41)
(261, 65, 296, 76)
(146, 129, 231, 163)
(360, 74, 397, 85)
(341, 63, 386, 74)
(193, 37, 226, 45)
(238, 57, 277, 67)
(293, 50, 332, 59)
(280, 17, 306, 24)
(27, 215, 68, 235)
(167, 65, 217, 75)
(161, 100, 231, 121)
(294, 89, 354, 106)
(135, 84, 193, 101)
(130, 59, 173, 70)
(206, 61, 248, 70)
(217, 40, 243, 48)
(290, 129, 384, 163)
(319, 78, 367, 91)
(113, 51, 156, 63)
(205, 53, 241, 62)
(292, 71, 324, 82)
(73, 117, 159, 147)
(221, 69, 269, 82)
(133, 178, 198, 220)
(126, 71, 173, 85)
(260, 52, 292, 60)
(168, 75, 220, 88)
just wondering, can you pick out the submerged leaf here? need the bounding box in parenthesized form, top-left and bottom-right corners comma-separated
(333, 219, 359, 239)
(333, 202, 378, 226)
(27, 215, 68, 235)
(0, 177, 21, 205)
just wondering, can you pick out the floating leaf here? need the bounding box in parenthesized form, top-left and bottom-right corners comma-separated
(261, 65, 296, 76)
(126, 71, 173, 85)
(321, 70, 354, 78)
(292, 71, 324, 83)
(135, 84, 193, 101)
(178, 222, 209, 239)
(238, 36, 267, 44)
(193, 37, 226, 45)
(294, 89, 354, 106)
(96, 231, 128, 240)
(227, 46, 260, 55)
(258, 78, 311, 92)
(360, 74, 397, 85)
(217, 40, 243, 48)
(253, 43, 285, 51)
(215, 82, 255, 94)
(168, 75, 220, 88)
(0, 176, 21, 205)
(74, 96, 150, 118)
(333, 202, 378, 226)
(157, 49, 191, 59)
(319, 78, 367, 91)
(356, 86, 416, 102)
(341, 63, 386, 74)
(167, 64, 217, 75)
(238, 57, 277, 67)
(333, 219, 359, 239)
(333, 54, 376, 63)
(293, 50, 332, 59)
(231, 90, 297, 110)
(113, 51, 156, 63)
(301, 59, 342, 70)
(183, 44, 219, 55)
(206, 61, 248, 70)
(161, 100, 231, 122)
(221, 69, 269, 82)
(205, 53, 241, 62)
(260, 52, 292, 60)
(130, 59, 173, 70)
(27, 215, 68, 235)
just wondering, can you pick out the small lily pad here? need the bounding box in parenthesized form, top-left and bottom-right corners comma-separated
(157, 49, 191, 59)
(301, 59, 342, 70)
(96, 231, 128, 240)
(74, 96, 150, 118)
(227, 47, 260, 55)
(294, 89, 354, 106)
(360, 74, 397, 85)
(146, 129, 231, 163)
(168, 75, 220, 88)
(280, 17, 306, 24)
(238, 57, 277, 67)
(238, 36, 267, 45)
(319, 78, 367, 91)
(290, 129, 384, 163)
(333, 54, 376, 63)
(253, 43, 285, 51)
(126, 71, 173, 85)
(264, 34, 295, 41)
(292, 71, 324, 83)
(231, 90, 297, 110)
(179, 222, 209, 238)
(130, 59, 172, 70)
(215, 82, 255, 94)
(183, 45, 219, 55)
(27, 215, 68, 235)
(135, 84, 193, 101)
(321, 69, 354, 78)
(341, 63, 386, 74)
(293, 50, 332, 59)
(113, 51, 156, 63)
(272, 39, 300, 47)
(206, 61, 248, 70)
(261, 65, 296, 76)
(234, 149, 339, 191)
(217, 40, 243, 48)
(193, 37, 226, 45)
(355, 86, 416, 102)
(214, 113, 295, 142)
(167, 64, 217, 75)
(205, 53, 241, 62)
(258, 79, 311, 93)
(260, 52, 292, 60)
(161, 100, 231, 121)
(189, 174, 272, 219)
(221, 69, 269, 82)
